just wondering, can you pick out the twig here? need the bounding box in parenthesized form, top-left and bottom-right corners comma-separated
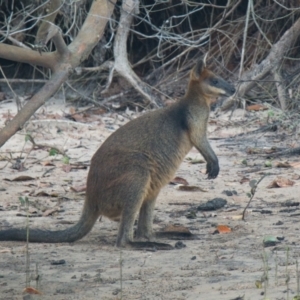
(25, 197, 30, 288)
(75, 61, 114, 74)
(0, 79, 48, 83)
(0, 30, 30, 49)
(0, 66, 21, 111)
(120, 250, 123, 300)
(238, 0, 251, 79)
(26, 135, 67, 157)
(42, 167, 56, 178)
(242, 174, 268, 220)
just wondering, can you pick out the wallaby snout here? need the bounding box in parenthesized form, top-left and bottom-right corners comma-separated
(210, 76, 235, 97)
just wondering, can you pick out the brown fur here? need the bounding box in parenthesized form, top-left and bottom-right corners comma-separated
(0, 58, 235, 249)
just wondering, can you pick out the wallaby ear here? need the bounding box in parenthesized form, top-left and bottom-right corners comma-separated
(193, 54, 207, 79)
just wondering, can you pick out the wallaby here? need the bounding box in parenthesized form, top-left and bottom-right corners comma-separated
(0, 57, 235, 250)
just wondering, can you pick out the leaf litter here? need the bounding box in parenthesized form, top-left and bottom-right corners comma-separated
(1, 102, 300, 299)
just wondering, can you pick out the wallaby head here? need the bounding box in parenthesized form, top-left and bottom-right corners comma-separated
(189, 55, 235, 104)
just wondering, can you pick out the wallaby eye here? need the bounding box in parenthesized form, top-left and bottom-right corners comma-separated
(212, 79, 218, 85)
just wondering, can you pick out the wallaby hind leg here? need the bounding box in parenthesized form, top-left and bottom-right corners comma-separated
(134, 196, 173, 250)
(116, 181, 173, 250)
(136, 197, 193, 246)
(116, 186, 146, 247)
(136, 195, 157, 240)
(117, 198, 174, 250)
(115, 169, 152, 247)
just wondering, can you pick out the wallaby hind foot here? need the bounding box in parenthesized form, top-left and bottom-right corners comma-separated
(0, 55, 235, 249)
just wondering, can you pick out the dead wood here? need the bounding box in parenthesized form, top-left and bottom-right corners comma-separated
(35, 0, 63, 46)
(222, 17, 300, 111)
(113, 0, 163, 107)
(269, 147, 300, 157)
(0, 0, 117, 148)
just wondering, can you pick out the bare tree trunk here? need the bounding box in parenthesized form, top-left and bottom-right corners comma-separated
(0, 0, 116, 147)
(222, 17, 300, 110)
(113, 0, 163, 107)
(273, 69, 286, 110)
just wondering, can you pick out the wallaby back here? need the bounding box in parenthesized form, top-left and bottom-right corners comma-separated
(0, 57, 235, 249)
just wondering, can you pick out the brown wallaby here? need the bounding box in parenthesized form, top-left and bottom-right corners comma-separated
(0, 57, 235, 250)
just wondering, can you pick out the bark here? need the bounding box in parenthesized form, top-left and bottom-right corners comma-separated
(222, 17, 300, 110)
(0, 43, 57, 69)
(0, 0, 117, 147)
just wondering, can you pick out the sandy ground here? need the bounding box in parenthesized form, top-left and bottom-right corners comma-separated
(0, 97, 300, 300)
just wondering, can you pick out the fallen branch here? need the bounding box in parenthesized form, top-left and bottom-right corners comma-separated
(0, 0, 117, 148)
(268, 147, 300, 157)
(113, 0, 163, 107)
(0, 69, 69, 147)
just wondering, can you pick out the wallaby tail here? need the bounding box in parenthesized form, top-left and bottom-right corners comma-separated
(0, 204, 99, 243)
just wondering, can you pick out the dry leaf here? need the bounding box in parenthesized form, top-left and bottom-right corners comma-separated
(69, 163, 87, 170)
(267, 176, 295, 188)
(292, 174, 300, 180)
(71, 114, 86, 122)
(39, 182, 53, 188)
(275, 161, 300, 168)
(69, 106, 76, 114)
(46, 113, 62, 120)
(231, 215, 243, 220)
(35, 191, 50, 197)
(169, 176, 189, 185)
(163, 225, 191, 234)
(16, 213, 42, 217)
(216, 225, 232, 233)
(62, 165, 72, 173)
(43, 207, 59, 216)
(175, 184, 207, 192)
(275, 161, 292, 168)
(0, 248, 10, 253)
(70, 185, 86, 193)
(23, 287, 42, 295)
(289, 162, 300, 168)
(93, 108, 106, 115)
(247, 147, 262, 154)
(49, 192, 59, 197)
(240, 176, 250, 184)
(4, 175, 35, 182)
(42, 161, 55, 166)
(247, 104, 268, 111)
(28, 208, 38, 214)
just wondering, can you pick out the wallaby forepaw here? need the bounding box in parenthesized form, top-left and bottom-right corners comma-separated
(207, 173, 218, 179)
(206, 163, 219, 179)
